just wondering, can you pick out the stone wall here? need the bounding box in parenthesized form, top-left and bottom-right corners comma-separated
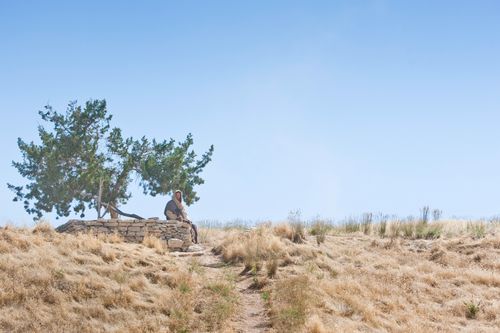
(56, 219, 193, 250)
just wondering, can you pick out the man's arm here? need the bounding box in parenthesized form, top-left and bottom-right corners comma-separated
(165, 201, 178, 220)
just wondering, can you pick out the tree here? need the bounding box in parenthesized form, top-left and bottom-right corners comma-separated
(7, 99, 214, 220)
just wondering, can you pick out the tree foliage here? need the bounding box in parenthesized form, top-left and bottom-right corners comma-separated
(8, 100, 214, 219)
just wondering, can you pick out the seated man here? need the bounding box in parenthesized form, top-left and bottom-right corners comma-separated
(164, 190, 198, 244)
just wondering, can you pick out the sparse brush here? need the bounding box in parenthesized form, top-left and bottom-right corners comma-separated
(103, 232, 123, 243)
(142, 235, 166, 254)
(378, 219, 387, 237)
(287, 210, 306, 243)
(266, 259, 278, 278)
(309, 220, 329, 245)
(274, 222, 306, 243)
(80, 232, 104, 255)
(274, 223, 294, 240)
(250, 276, 268, 290)
(316, 233, 326, 245)
(2, 221, 499, 332)
(243, 261, 262, 276)
(467, 222, 486, 239)
(420, 206, 430, 224)
(388, 220, 401, 238)
(128, 276, 147, 292)
(306, 315, 326, 333)
(188, 258, 205, 275)
(215, 226, 289, 266)
(32, 221, 54, 234)
(100, 248, 116, 263)
(198, 227, 211, 244)
(343, 218, 361, 233)
(415, 222, 442, 239)
(309, 220, 331, 236)
(201, 281, 238, 331)
(317, 261, 338, 278)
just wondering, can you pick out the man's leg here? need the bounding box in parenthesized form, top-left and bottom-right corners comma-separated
(191, 224, 198, 244)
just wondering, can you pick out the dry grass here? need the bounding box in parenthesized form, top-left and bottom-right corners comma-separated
(208, 220, 500, 332)
(0, 225, 235, 333)
(1, 220, 499, 333)
(270, 275, 311, 332)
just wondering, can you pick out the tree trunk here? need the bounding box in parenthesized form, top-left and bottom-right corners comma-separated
(109, 202, 118, 218)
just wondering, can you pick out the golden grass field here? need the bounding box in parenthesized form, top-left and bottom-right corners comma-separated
(0, 219, 499, 332)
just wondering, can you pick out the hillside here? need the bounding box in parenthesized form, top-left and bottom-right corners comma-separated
(0, 221, 499, 332)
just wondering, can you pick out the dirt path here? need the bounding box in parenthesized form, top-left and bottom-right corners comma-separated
(174, 248, 271, 333)
(230, 272, 271, 333)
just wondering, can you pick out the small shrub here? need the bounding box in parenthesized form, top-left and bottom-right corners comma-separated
(432, 209, 442, 221)
(362, 213, 373, 235)
(285, 210, 306, 243)
(378, 219, 387, 237)
(464, 300, 481, 319)
(415, 222, 442, 239)
(316, 233, 326, 245)
(250, 276, 268, 290)
(261, 290, 270, 302)
(179, 281, 191, 294)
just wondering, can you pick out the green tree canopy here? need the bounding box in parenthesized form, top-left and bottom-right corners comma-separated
(8, 99, 214, 220)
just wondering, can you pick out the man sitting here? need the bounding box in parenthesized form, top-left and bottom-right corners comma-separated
(164, 190, 198, 244)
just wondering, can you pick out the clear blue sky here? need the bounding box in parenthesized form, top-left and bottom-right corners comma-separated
(1, 1, 499, 226)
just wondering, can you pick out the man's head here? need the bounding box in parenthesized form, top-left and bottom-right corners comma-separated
(175, 190, 182, 202)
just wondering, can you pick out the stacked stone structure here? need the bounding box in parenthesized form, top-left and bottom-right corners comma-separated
(56, 219, 192, 250)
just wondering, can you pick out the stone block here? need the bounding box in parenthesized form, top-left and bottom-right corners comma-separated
(168, 238, 184, 249)
(86, 221, 102, 227)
